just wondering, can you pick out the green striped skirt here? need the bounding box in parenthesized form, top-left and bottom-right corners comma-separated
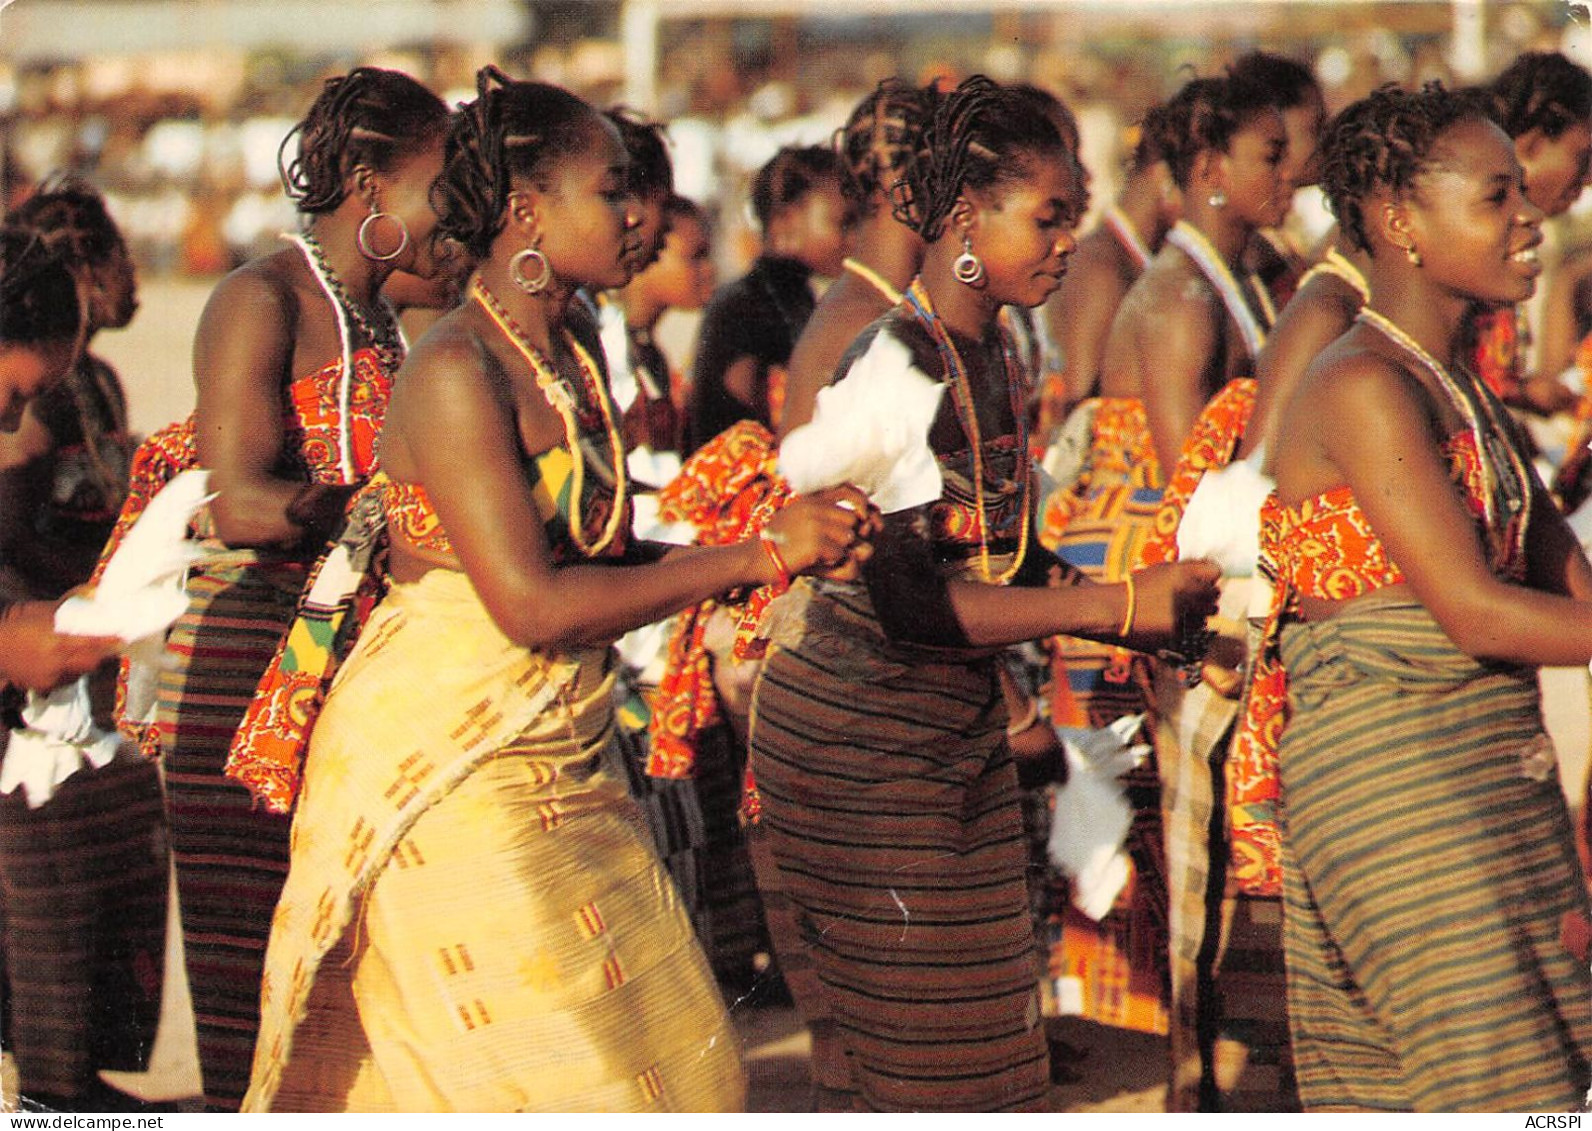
(748, 581, 1050, 1112)
(1277, 599, 1592, 1112)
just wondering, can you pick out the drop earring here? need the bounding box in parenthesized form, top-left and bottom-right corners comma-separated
(953, 234, 986, 287)
(1208, 189, 1227, 209)
(1404, 243, 1422, 267)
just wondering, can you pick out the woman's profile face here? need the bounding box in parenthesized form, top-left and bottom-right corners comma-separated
(776, 179, 849, 278)
(537, 120, 640, 293)
(1407, 115, 1545, 308)
(641, 213, 715, 311)
(1221, 108, 1293, 229)
(967, 148, 1085, 310)
(0, 338, 75, 432)
(1517, 118, 1592, 218)
(376, 135, 452, 280)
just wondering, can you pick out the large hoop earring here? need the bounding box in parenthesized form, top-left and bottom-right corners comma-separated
(357, 210, 410, 262)
(953, 234, 986, 287)
(510, 246, 552, 295)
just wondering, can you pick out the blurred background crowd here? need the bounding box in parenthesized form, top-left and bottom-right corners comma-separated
(4, 0, 1586, 286)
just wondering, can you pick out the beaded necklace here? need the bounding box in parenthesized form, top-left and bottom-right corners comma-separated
(472, 278, 629, 558)
(1103, 207, 1153, 272)
(285, 231, 406, 483)
(1165, 220, 1273, 359)
(903, 278, 1031, 585)
(842, 256, 904, 305)
(1356, 306, 1530, 570)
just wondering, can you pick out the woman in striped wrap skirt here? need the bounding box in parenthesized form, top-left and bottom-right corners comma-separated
(1263, 84, 1592, 1111)
(143, 70, 452, 1110)
(748, 76, 1221, 1112)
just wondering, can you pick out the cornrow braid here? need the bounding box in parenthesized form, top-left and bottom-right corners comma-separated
(8, 175, 122, 275)
(836, 79, 929, 219)
(0, 225, 80, 347)
(431, 67, 606, 261)
(278, 66, 449, 215)
(1319, 82, 1499, 255)
(1157, 72, 1280, 190)
(1491, 51, 1592, 142)
(893, 74, 1069, 243)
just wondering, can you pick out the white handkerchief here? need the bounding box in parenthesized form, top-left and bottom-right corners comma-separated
(6, 468, 213, 806)
(1176, 453, 1274, 578)
(1047, 714, 1149, 921)
(2, 679, 118, 808)
(778, 331, 945, 514)
(55, 467, 214, 643)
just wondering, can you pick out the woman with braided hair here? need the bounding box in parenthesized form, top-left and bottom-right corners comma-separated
(778, 78, 929, 438)
(1261, 82, 1592, 1110)
(747, 74, 1219, 1111)
(2, 179, 139, 600)
(0, 184, 170, 1114)
(242, 67, 872, 1112)
(114, 66, 452, 1110)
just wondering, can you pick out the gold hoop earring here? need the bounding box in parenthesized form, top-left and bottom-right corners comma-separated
(357, 200, 411, 263)
(953, 234, 986, 287)
(510, 246, 552, 294)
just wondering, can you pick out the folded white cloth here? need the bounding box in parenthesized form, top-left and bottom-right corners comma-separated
(778, 331, 945, 514)
(4, 469, 213, 807)
(1, 681, 119, 808)
(630, 491, 697, 547)
(627, 445, 683, 491)
(1176, 452, 1274, 578)
(1046, 714, 1150, 921)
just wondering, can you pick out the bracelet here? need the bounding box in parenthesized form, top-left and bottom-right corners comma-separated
(1005, 698, 1040, 739)
(1118, 573, 1138, 638)
(758, 529, 793, 590)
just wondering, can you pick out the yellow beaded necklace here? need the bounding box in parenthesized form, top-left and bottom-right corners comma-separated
(472, 277, 629, 558)
(904, 278, 1031, 585)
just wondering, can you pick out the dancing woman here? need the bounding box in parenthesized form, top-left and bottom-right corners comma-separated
(748, 75, 1219, 1112)
(1264, 83, 1592, 1111)
(149, 67, 451, 1110)
(243, 69, 871, 1112)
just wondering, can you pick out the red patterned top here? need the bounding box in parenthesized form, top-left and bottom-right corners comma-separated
(1471, 306, 1522, 403)
(1229, 430, 1519, 895)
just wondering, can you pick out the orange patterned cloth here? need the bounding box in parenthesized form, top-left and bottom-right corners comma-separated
(1139, 378, 1257, 567)
(383, 478, 452, 556)
(647, 421, 791, 780)
(1231, 430, 1515, 895)
(1472, 306, 1522, 403)
(1038, 397, 1161, 551)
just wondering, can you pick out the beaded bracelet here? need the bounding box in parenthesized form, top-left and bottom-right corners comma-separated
(758, 528, 793, 590)
(1118, 573, 1138, 638)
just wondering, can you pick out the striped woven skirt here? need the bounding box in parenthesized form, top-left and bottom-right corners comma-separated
(1277, 599, 1592, 1111)
(748, 581, 1049, 1112)
(156, 556, 304, 1110)
(0, 745, 167, 1108)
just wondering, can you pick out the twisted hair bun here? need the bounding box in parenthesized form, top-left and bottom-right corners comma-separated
(1492, 51, 1592, 142)
(278, 66, 450, 215)
(1319, 83, 1498, 254)
(893, 75, 1070, 242)
(431, 67, 605, 260)
(0, 226, 80, 347)
(837, 79, 930, 219)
